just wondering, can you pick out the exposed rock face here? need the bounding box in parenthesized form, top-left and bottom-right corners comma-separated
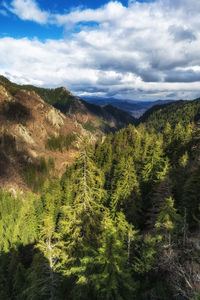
(0, 85, 12, 101)
(16, 124, 35, 144)
(47, 108, 64, 129)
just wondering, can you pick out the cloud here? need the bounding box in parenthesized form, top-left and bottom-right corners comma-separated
(169, 25, 196, 42)
(5, 0, 49, 24)
(1, 0, 200, 100)
(55, 2, 126, 26)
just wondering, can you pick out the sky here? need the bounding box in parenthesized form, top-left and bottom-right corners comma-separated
(0, 0, 200, 100)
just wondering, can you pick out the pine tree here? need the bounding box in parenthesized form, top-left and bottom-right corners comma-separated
(183, 165, 200, 227)
(110, 156, 140, 224)
(41, 179, 63, 222)
(132, 234, 158, 275)
(56, 139, 107, 298)
(26, 215, 62, 300)
(91, 212, 137, 300)
(154, 197, 180, 246)
(13, 262, 27, 300)
(141, 138, 168, 184)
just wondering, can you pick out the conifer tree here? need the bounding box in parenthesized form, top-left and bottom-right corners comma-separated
(154, 197, 180, 245)
(41, 179, 63, 222)
(183, 165, 200, 227)
(13, 262, 27, 300)
(91, 212, 136, 300)
(132, 234, 158, 275)
(142, 138, 168, 185)
(56, 138, 107, 297)
(110, 156, 140, 223)
(25, 215, 62, 300)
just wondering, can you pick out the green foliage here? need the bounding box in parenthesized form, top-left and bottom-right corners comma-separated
(154, 197, 181, 245)
(46, 134, 77, 152)
(132, 234, 159, 275)
(82, 120, 97, 133)
(48, 156, 55, 170)
(25, 156, 56, 192)
(140, 99, 200, 131)
(0, 191, 40, 252)
(183, 165, 200, 227)
(192, 293, 200, 300)
(1, 98, 200, 299)
(45, 135, 64, 152)
(91, 213, 137, 300)
(64, 134, 76, 150)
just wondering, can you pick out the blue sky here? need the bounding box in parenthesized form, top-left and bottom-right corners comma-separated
(0, 0, 200, 100)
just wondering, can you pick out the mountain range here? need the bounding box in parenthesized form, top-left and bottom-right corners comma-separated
(0, 75, 135, 191)
(1, 75, 200, 299)
(82, 96, 176, 118)
(1, 75, 200, 192)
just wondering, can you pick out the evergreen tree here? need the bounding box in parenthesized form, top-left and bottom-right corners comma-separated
(13, 262, 27, 300)
(154, 197, 180, 245)
(110, 156, 140, 224)
(183, 165, 200, 227)
(26, 216, 61, 300)
(56, 138, 107, 298)
(91, 213, 137, 300)
(41, 179, 63, 222)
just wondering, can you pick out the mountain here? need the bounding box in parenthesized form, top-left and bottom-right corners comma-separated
(1, 91, 200, 299)
(138, 98, 200, 131)
(0, 80, 90, 192)
(0, 76, 135, 191)
(82, 96, 176, 118)
(0, 76, 136, 133)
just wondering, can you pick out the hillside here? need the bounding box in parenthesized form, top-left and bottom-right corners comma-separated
(139, 98, 200, 131)
(0, 81, 96, 192)
(0, 76, 136, 133)
(0, 100, 200, 299)
(1, 76, 200, 300)
(0, 76, 136, 192)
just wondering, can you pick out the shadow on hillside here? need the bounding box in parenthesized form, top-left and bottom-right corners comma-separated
(0, 244, 71, 300)
(3, 101, 32, 123)
(0, 151, 9, 177)
(0, 133, 31, 180)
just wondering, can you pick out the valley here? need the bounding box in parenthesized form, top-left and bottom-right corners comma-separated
(0, 75, 200, 299)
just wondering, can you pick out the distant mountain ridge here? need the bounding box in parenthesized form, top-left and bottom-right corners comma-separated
(82, 96, 177, 118)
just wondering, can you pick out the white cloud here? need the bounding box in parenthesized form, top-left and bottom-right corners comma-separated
(1, 0, 200, 100)
(6, 0, 49, 24)
(55, 2, 125, 26)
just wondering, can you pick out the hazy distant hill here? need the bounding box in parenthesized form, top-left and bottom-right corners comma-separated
(82, 96, 176, 118)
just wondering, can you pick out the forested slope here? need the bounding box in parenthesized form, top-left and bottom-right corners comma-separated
(139, 98, 200, 131)
(0, 101, 200, 299)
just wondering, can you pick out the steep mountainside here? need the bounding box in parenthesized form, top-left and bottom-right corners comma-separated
(0, 76, 136, 133)
(0, 82, 96, 192)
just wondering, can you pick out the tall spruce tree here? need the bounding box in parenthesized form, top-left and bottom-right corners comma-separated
(110, 156, 140, 224)
(91, 212, 137, 300)
(154, 197, 180, 245)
